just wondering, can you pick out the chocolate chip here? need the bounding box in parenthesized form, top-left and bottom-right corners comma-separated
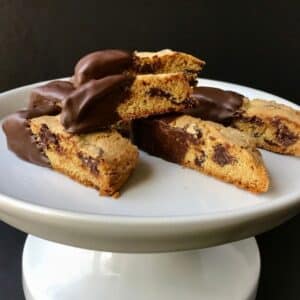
(254, 132, 262, 137)
(77, 152, 99, 175)
(264, 139, 278, 146)
(212, 144, 236, 167)
(138, 63, 154, 73)
(271, 118, 298, 146)
(147, 87, 172, 99)
(180, 124, 202, 144)
(188, 77, 198, 86)
(39, 124, 60, 151)
(192, 125, 202, 139)
(240, 116, 264, 126)
(133, 58, 162, 74)
(183, 70, 198, 85)
(97, 148, 104, 157)
(194, 150, 206, 167)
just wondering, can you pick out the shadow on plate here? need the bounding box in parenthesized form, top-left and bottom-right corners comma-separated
(121, 157, 153, 194)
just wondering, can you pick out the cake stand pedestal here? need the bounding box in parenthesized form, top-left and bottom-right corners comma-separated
(23, 235, 260, 300)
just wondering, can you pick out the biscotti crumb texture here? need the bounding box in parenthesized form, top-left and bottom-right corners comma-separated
(133, 115, 269, 193)
(118, 73, 192, 120)
(132, 49, 205, 83)
(232, 99, 300, 156)
(30, 115, 139, 196)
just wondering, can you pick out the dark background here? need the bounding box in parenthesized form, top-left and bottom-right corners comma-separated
(0, 1, 299, 299)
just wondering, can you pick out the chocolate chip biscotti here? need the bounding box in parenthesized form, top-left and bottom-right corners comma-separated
(182, 86, 300, 156)
(74, 49, 205, 86)
(3, 111, 138, 196)
(131, 49, 205, 84)
(133, 115, 269, 193)
(231, 99, 300, 156)
(61, 73, 192, 133)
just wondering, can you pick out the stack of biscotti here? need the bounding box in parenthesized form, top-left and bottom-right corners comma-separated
(132, 85, 300, 193)
(3, 49, 205, 196)
(131, 85, 270, 193)
(4, 48, 298, 196)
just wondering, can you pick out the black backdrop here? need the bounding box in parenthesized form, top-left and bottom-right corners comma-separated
(0, 1, 299, 299)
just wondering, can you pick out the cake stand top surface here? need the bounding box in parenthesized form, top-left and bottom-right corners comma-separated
(0, 78, 299, 252)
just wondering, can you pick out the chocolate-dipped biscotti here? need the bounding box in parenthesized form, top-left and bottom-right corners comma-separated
(3, 48, 206, 197)
(3, 111, 138, 197)
(74, 49, 205, 86)
(28, 49, 205, 134)
(61, 73, 192, 133)
(29, 73, 193, 134)
(10, 48, 299, 197)
(31, 115, 138, 196)
(184, 86, 300, 156)
(133, 115, 269, 193)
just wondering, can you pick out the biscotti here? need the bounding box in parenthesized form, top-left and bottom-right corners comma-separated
(29, 115, 139, 196)
(61, 73, 192, 133)
(131, 49, 205, 84)
(181, 86, 300, 156)
(133, 115, 269, 193)
(232, 99, 300, 156)
(73, 49, 205, 86)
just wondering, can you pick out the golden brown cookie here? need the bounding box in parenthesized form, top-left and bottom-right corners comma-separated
(73, 49, 205, 87)
(61, 73, 193, 134)
(232, 99, 300, 156)
(118, 72, 192, 120)
(131, 49, 205, 84)
(30, 115, 139, 196)
(133, 115, 269, 193)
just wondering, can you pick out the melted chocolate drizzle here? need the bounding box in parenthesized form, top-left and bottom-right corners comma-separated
(2, 105, 60, 167)
(61, 74, 134, 134)
(184, 86, 244, 124)
(74, 49, 133, 86)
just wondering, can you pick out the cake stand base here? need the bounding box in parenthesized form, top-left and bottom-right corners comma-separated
(22, 235, 260, 300)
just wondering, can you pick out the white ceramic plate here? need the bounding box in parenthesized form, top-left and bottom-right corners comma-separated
(0, 79, 299, 252)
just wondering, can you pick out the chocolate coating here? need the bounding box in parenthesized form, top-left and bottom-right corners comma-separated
(74, 49, 133, 86)
(184, 86, 244, 124)
(2, 105, 60, 167)
(133, 118, 195, 164)
(61, 74, 134, 134)
(29, 80, 75, 112)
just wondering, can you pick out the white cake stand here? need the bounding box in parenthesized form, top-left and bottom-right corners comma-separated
(0, 79, 299, 300)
